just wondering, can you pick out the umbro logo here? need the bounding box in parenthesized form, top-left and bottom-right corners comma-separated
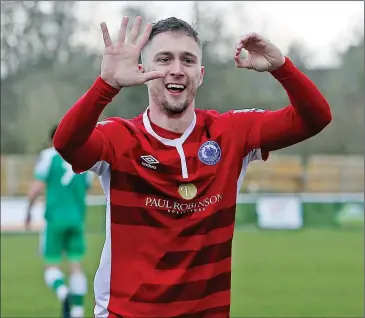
(96, 120, 113, 126)
(141, 155, 159, 170)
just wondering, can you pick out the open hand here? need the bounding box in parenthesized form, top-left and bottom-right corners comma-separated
(100, 16, 165, 89)
(234, 33, 285, 72)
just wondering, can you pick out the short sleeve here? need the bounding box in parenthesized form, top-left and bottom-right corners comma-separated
(85, 171, 94, 188)
(229, 108, 269, 162)
(33, 148, 57, 181)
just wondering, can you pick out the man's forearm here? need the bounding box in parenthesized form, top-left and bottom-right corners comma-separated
(25, 195, 39, 229)
(26, 196, 36, 215)
(53, 77, 120, 164)
(25, 180, 44, 225)
(271, 57, 332, 130)
(260, 58, 332, 151)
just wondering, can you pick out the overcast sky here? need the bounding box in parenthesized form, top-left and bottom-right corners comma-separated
(76, 1, 364, 68)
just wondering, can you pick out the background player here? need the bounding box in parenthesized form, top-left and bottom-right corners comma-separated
(25, 125, 93, 318)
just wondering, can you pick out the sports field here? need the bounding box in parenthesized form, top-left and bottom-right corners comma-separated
(1, 205, 363, 317)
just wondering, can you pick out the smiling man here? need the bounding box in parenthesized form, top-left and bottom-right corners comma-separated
(54, 16, 331, 318)
(140, 20, 203, 118)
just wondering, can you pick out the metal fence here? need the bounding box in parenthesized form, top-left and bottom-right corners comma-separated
(1, 154, 364, 196)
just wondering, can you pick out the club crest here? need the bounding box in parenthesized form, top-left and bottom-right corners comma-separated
(198, 141, 221, 166)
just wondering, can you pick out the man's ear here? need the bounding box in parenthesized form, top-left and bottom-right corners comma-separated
(138, 64, 145, 73)
(198, 66, 205, 87)
(138, 64, 150, 86)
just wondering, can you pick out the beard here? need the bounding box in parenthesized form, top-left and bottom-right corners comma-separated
(150, 84, 196, 115)
(162, 100, 189, 115)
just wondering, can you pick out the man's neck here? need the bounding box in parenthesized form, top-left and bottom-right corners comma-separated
(148, 103, 195, 134)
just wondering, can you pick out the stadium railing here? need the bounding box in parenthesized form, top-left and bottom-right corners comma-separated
(1, 154, 364, 196)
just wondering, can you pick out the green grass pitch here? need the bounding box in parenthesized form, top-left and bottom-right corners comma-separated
(1, 205, 363, 317)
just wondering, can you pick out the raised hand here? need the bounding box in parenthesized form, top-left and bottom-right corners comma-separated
(233, 33, 285, 72)
(100, 16, 165, 89)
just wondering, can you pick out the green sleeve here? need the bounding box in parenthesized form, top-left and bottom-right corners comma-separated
(85, 171, 94, 189)
(33, 149, 54, 182)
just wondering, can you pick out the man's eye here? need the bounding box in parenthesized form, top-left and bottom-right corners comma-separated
(158, 58, 169, 62)
(185, 58, 194, 64)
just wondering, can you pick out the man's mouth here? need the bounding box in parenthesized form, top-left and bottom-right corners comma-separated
(165, 84, 186, 95)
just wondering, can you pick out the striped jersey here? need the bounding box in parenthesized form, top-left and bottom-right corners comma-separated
(89, 107, 268, 318)
(54, 59, 332, 317)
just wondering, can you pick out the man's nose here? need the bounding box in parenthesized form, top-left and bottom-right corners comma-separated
(170, 61, 184, 77)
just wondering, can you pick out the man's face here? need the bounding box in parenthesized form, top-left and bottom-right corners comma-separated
(142, 31, 204, 115)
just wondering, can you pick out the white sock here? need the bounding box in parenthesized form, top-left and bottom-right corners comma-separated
(56, 285, 69, 301)
(71, 306, 84, 318)
(69, 271, 87, 295)
(44, 267, 68, 301)
(69, 271, 87, 316)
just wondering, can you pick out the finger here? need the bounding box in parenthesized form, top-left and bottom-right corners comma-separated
(234, 55, 252, 69)
(142, 71, 165, 83)
(127, 16, 143, 44)
(117, 16, 129, 45)
(238, 33, 261, 49)
(233, 54, 242, 65)
(136, 23, 152, 51)
(240, 32, 260, 43)
(234, 39, 249, 57)
(234, 45, 242, 57)
(234, 55, 243, 68)
(237, 34, 253, 50)
(100, 22, 113, 48)
(234, 45, 247, 59)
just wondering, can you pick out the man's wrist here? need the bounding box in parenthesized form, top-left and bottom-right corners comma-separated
(270, 57, 298, 80)
(100, 77, 122, 90)
(94, 76, 121, 98)
(268, 56, 286, 72)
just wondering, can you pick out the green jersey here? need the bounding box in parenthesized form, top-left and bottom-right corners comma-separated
(34, 147, 93, 225)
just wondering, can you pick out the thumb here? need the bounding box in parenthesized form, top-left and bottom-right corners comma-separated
(142, 71, 165, 83)
(234, 55, 253, 69)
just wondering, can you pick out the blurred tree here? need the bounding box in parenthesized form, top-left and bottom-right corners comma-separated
(0, 2, 363, 156)
(286, 41, 310, 71)
(1, 1, 98, 153)
(287, 32, 364, 157)
(1, 1, 79, 78)
(191, 1, 247, 112)
(325, 38, 364, 155)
